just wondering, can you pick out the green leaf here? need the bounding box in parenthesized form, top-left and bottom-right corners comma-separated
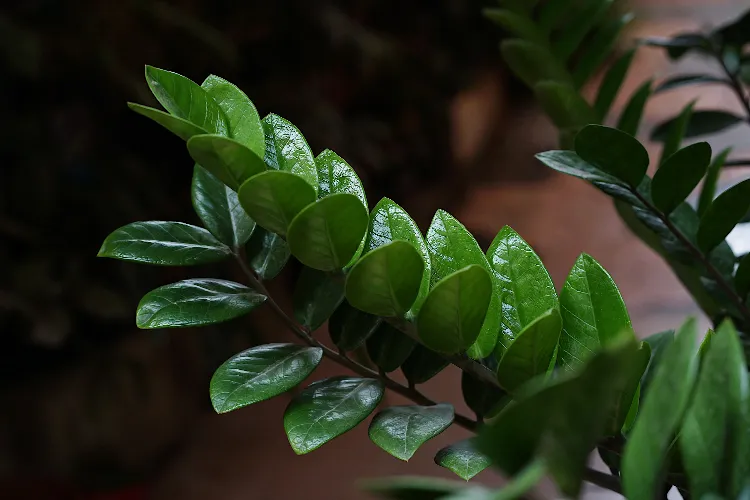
(698, 148, 731, 218)
(237, 170, 316, 237)
(292, 267, 345, 331)
(187, 135, 265, 191)
(533, 81, 597, 129)
(487, 226, 558, 353)
(246, 228, 290, 280)
(144, 66, 228, 135)
(362, 476, 465, 500)
(697, 178, 750, 253)
(575, 125, 649, 187)
(366, 198, 431, 315)
(681, 320, 749, 498)
(136, 279, 266, 329)
(651, 110, 744, 142)
(558, 254, 634, 370)
(262, 113, 318, 195)
(594, 49, 635, 121)
(552, 0, 613, 62)
(192, 165, 255, 249)
(535, 150, 623, 186)
(210, 343, 322, 413)
(401, 344, 449, 385)
(657, 102, 695, 167)
(329, 301, 381, 351)
(201, 74, 264, 158)
(621, 317, 699, 500)
(652, 142, 712, 215)
(491, 460, 548, 500)
(98, 221, 231, 265)
(366, 322, 416, 373)
(417, 265, 492, 354)
(127, 103, 208, 141)
(655, 74, 727, 93)
(287, 193, 369, 272)
(500, 39, 570, 88)
(736, 253, 750, 300)
(283, 376, 384, 454)
(616, 80, 653, 137)
(461, 371, 507, 420)
(642, 34, 711, 60)
(435, 439, 492, 481)
(483, 9, 547, 45)
(346, 241, 424, 317)
(496, 309, 561, 392)
(573, 13, 634, 88)
(607, 342, 650, 435)
(369, 404, 454, 461)
(641, 330, 675, 395)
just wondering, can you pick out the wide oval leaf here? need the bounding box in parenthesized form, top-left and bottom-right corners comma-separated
(187, 134, 265, 191)
(574, 125, 649, 187)
(652, 142, 711, 215)
(210, 343, 323, 413)
(434, 440, 492, 481)
(136, 279, 266, 329)
(401, 345, 449, 385)
(201, 74, 264, 157)
(417, 265, 492, 354)
(262, 113, 318, 195)
(369, 404, 455, 461)
(237, 170, 316, 237)
(246, 228, 290, 280)
(192, 165, 255, 249)
(144, 66, 228, 135)
(697, 178, 750, 253)
(292, 267, 345, 331)
(287, 193, 369, 271)
(98, 221, 231, 265)
(328, 301, 381, 351)
(366, 322, 416, 373)
(283, 376, 384, 454)
(346, 241, 424, 317)
(558, 253, 634, 370)
(128, 103, 208, 141)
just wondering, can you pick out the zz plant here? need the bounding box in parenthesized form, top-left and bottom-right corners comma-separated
(99, 6, 750, 493)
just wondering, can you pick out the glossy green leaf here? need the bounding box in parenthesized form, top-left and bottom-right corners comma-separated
(287, 193, 369, 272)
(593, 49, 635, 121)
(497, 309, 561, 392)
(328, 301, 381, 351)
(187, 135, 265, 191)
(651, 110, 744, 142)
(533, 81, 596, 129)
(401, 344, 449, 385)
(552, 0, 613, 62)
(417, 265, 492, 354)
(655, 74, 727, 93)
(369, 404, 454, 461)
(262, 113, 318, 195)
(487, 226, 558, 353)
(483, 9, 546, 45)
(698, 148, 731, 218)
(366, 198, 431, 315)
(535, 150, 623, 186)
(201, 74, 264, 157)
(681, 320, 749, 498)
(144, 66, 228, 135)
(500, 39, 570, 88)
(461, 371, 507, 420)
(575, 125, 649, 187)
(246, 228, 290, 280)
(607, 342, 650, 435)
(283, 376, 384, 454)
(192, 165, 255, 249)
(434, 439, 492, 481)
(210, 343, 322, 413)
(237, 170, 316, 237)
(127, 103, 208, 141)
(573, 13, 634, 88)
(641, 331, 674, 396)
(622, 318, 699, 500)
(658, 102, 695, 167)
(616, 80, 652, 137)
(558, 254, 634, 370)
(346, 241, 424, 317)
(652, 142, 711, 215)
(136, 279, 265, 329)
(697, 178, 750, 253)
(98, 221, 231, 265)
(367, 322, 416, 373)
(292, 267, 345, 331)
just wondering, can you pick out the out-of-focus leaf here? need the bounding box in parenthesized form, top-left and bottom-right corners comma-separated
(593, 49, 635, 121)
(482, 8, 546, 46)
(362, 476, 465, 500)
(435, 439, 492, 481)
(461, 371, 507, 420)
(697, 178, 750, 253)
(246, 228, 290, 280)
(534, 81, 597, 129)
(500, 39, 570, 88)
(616, 80, 652, 137)
(652, 142, 711, 215)
(402, 344, 449, 385)
(262, 113, 318, 194)
(575, 125, 649, 187)
(656, 102, 695, 166)
(655, 74, 727, 94)
(651, 110, 744, 142)
(642, 34, 711, 60)
(292, 267, 345, 331)
(369, 404, 454, 461)
(698, 148, 731, 218)
(736, 253, 750, 300)
(329, 301, 381, 352)
(187, 134, 265, 191)
(553, 0, 613, 62)
(573, 13, 634, 88)
(367, 322, 416, 373)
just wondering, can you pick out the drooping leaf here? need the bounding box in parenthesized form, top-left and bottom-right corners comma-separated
(621, 318, 699, 500)
(435, 439, 492, 481)
(697, 178, 750, 253)
(575, 125, 649, 187)
(651, 110, 744, 142)
(136, 279, 266, 329)
(698, 148, 731, 218)
(401, 344, 449, 385)
(237, 170, 316, 237)
(292, 267, 345, 331)
(328, 301, 381, 352)
(616, 80, 652, 137)
(262, 113, 318, 194)
(192, 165, 255, 249)
(127, 103, 208, 141)
(366, 322, 416, 373)
(573, 13, 634, 88)
(461, 371, 507, 420)
(533, 81, 597, 129)
(210, 343, 323, 413)
(283, 376, 384, 454)
(552, 0, 613, 62)
(500, 39, 570, 88)
(98, 221, 231, 265)
(593, 49, 635, 121)
(655, 74, 727, 93)
(187, 135, 265, 191)
(144, 66, 228, 135)
(651, 142, 711, 215)
(287, 193, 369, 272)
(369, 404, 455, 461)
(201, 74, 265, 158)
(246, 228, 290, 280)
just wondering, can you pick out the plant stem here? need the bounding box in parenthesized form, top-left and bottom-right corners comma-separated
(582, 468, 622, 494)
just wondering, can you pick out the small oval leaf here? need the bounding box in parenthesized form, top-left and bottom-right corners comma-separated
(262, 113, 318, 194)
(575, 125, 649, 187)
(292, 267, 345, 331)
(369, 404, 455, 461)
(401, 345, 449, 385)
(187, 135, 265, 191)
(246, 228, 290, 280)
(329, 301, 381, 351)
(652, 142, 712, 215)
(697, 178, 750, 253)
(434, 440, 492, 481)
(366, 322, 416, 373)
